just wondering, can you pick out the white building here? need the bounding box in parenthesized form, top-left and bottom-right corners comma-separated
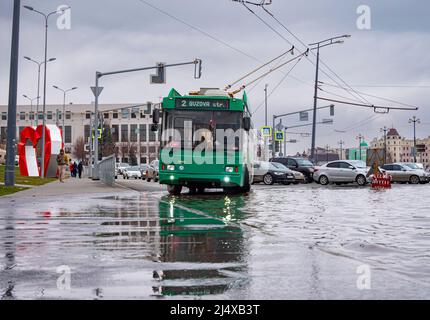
(0, 102, 160, 164)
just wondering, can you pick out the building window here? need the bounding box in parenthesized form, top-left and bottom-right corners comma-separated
(113, 112, 118, 119)
(144, 103, 152, 115)
(112, 124, 119, 143)
(19, 112, 25, 120)
(121, 109, 129, 119)
(86, 112, 91, 119)
(121, 124, 128, 142)
(2, 112, 7, 121)
(84, 125, 90, 142)
(29, 112, 35, 120)
(140, 124, 147, 142)
(0, 127, 7, 143)
(66, 111, 71, 120)
(38, 112, 43, 120)
(65, 126, 72, 143)
(130, 124, 138, 142)
(47, 111, 53, 120)
(103, 113, 109, 119)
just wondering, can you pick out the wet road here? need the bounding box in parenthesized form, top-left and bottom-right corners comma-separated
(0, 182, 429, 299)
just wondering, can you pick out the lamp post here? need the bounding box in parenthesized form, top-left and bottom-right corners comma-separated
(380, 126, 388, 164)
(309, 35, 351, 162)
(22, 94, 40, 126)
(409, 116, 421, 163)
(338, 140, 345, 160)
(23, 5, 70, 178)
(5, 0, 20, 187)
(23, 56, 56, 125)
(53, 86, 77, 143)
(356, 134, 364, 160)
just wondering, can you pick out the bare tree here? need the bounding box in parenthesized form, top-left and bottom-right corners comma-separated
(72, 136, 87, 161)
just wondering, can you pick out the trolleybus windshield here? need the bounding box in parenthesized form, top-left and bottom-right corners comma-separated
(164, 110, 242, 150)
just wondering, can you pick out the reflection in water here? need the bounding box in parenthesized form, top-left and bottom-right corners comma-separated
(154, 195, 247, 296)
(2, 209, 16, 300)
(91, 193, 249, 297)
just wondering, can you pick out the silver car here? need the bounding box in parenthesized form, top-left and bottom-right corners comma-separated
(122, 166, 142, 179)
(314, 160, 369, 186)
(382, 163, 430, 184)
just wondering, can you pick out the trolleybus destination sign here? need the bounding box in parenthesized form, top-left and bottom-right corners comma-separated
(175, 98, 230, 109)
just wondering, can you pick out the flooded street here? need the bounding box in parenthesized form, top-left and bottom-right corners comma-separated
(0, 183, 429, 299)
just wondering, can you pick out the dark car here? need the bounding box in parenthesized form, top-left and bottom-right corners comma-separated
(270, 157, 315, 183)
(252, 161, 295, 185)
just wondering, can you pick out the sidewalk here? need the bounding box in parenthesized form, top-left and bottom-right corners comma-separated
(2, 177, 131, 199)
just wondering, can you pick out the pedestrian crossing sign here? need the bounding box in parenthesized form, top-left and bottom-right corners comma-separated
(275, 131, 284, 142)
(261, 126, 272, 137)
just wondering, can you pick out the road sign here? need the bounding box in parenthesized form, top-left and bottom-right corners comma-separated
(90, 86, 104, 97)
(275, 131, 284, 142)
(261, 126, 272, 137)
(299, 111, 309, 121)
(150, 62, 166, 84)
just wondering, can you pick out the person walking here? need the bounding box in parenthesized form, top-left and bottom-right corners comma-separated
(72, 161, 78, 178)
(56, 149, 68, 183)
(78, 161, 83, 179)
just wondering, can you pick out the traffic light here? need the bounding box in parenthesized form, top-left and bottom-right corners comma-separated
(195, 59, 202, 79)
(150, 63, 166, 84)
(330, 105, 335, 116)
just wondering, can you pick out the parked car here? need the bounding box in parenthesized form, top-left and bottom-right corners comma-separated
(122, 166, 142, 179)
(252, 161, 295, 185)
(398, 162, 430, 183)
(146, 160, 159, 182)
(381, 163, 430, 184)
(270, 157, 315, 183)
(116, 163, 130, 175)
(313, 160, 369, 186)
(139, 164, 150, 180)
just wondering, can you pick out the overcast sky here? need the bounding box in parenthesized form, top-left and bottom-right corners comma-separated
(1, 0, 429, 153)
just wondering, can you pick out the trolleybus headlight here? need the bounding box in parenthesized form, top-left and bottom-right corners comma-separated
(167, 165, 175, 171)
(225, 167, 234, 173)
(170, 175, 175, 181)
(224, 176, 230, 183)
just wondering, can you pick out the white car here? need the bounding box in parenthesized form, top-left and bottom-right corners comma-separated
(116, 163, 130, 175)
(122, 166, 142, 179)
(313, 160, 369, 186)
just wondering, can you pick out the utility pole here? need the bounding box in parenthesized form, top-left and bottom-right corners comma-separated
(338, 140, 345, 160)
(325, 144, 330, 162)
(5, 0, 21, 187)
(264, 84, 268, 160)
(309, 35, 351, 162)
(380, 126, 388, 164)
(409, 116, 420, 163)
(356, 134, 364, 160)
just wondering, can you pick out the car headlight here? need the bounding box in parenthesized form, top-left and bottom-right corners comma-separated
(274, 172, 284, 176)
(167, 165, 175, 171)
(225, 167, 234, 173)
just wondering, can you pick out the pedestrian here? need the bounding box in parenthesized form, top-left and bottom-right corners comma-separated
(73, 161, 78, 178)
(78, 161, 83, 179)
(69, 162, 74, 177)
(56, 149, 68, 183)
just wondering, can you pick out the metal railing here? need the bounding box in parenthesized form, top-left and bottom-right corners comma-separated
(98, 154, 116, 186)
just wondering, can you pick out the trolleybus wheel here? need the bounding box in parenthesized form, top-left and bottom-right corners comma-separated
(167, 185, 182, 195)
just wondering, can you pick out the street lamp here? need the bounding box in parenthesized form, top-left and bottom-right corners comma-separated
(338, 140, 345, 160)
(356, 134, 364, 160)
(23, 4, 70, 178)
(53, 86, 78, 143)
(380, 126, 388, 164)
(22, 94, 40, 126)
(23, 56, 56, 125)
(409, 116, 421, 163)
(309, 34, 351, 162)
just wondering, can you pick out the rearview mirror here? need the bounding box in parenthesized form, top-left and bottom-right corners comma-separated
(349, 166, 355, 170)
(152, 108, 160, 124)
(243, 116, 251, 131)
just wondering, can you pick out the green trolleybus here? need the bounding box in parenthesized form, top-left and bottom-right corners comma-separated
(152, 88, 254, 195)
